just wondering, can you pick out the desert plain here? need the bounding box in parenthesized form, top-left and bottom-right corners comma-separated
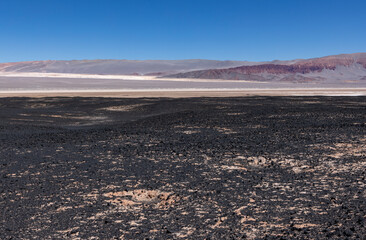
(1, 55, 366, 239)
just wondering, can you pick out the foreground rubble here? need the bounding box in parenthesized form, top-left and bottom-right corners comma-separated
(0, 96, 365, 239)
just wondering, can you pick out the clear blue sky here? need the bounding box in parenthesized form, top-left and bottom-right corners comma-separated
(0, 0, 365, 62)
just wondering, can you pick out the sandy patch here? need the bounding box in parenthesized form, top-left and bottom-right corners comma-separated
(215, 127, 237, 134)
(103, 189, 177, 208)
(221, 165, 247, 171)
(1, 88, 366, 98)
(174, 227, 196, 238)
(100, 103, 151, 112)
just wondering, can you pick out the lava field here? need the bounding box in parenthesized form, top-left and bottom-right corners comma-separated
(0, 96, 365, 239)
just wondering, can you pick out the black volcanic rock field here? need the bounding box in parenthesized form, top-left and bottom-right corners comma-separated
(1, 97, 366, 239)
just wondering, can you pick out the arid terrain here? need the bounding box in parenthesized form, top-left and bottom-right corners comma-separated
(1, 96, 365, 239)
(166, 53, 366, 82)
(1, 53, 366, 83)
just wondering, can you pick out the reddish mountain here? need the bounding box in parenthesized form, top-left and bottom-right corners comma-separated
(164, 53, 366, 82)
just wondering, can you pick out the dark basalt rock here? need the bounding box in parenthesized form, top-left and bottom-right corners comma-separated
(0, 96, 365, 239)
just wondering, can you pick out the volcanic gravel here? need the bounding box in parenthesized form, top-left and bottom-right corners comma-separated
(0, 96, 365, 239)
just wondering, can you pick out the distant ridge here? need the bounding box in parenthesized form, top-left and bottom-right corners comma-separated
(0, 59, 260, 76)
(164, 53, 366, 82)
(1, 53, 366, 83)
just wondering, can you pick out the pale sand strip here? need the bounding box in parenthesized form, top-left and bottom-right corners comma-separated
(0, 72, 264, 83)
(1, 88, 366, 98)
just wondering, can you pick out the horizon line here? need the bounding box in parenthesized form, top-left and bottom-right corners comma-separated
(1, 52, 366, 64)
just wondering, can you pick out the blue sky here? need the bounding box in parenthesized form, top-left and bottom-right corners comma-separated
(0, 0, 365, 62)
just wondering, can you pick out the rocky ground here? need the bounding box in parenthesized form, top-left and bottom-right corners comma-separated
(0, 96, 365, 239)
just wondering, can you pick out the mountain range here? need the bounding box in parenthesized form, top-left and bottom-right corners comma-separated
(165, 53, 366, 82)
(1, 53, 366, 83)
